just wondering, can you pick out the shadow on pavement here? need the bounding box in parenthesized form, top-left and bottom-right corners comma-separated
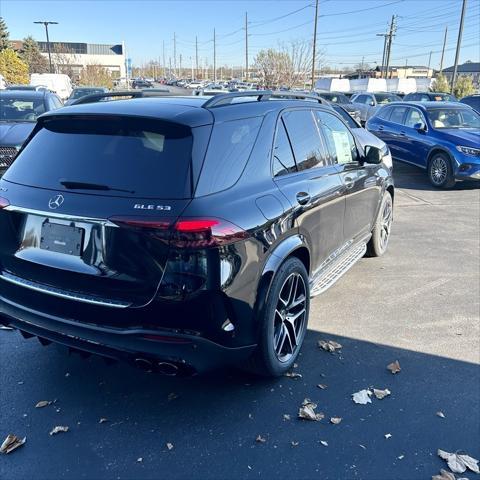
(1, 328, 478, 480)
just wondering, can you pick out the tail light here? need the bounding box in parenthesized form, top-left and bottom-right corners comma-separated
(108, 216, 248, 248)
(0, 197, 10, 209)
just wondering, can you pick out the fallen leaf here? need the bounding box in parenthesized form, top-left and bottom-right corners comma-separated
(167, 393, 179, 401)
(137, 457, 143, 463)
(35, 400, 52, 408)
(352, 389, 372, 405)
(330, 417, 342, 425)
(256, 435, 266, 443)
(432, 469, 456, 480)
(387, 360, 401, 374)
(436, 411, 446, 418)
(49, 426, 69, 436)
(65, 373, 70, 377)
(166, 442, 174, 451)
(17, 381, 24, 385)
(385, 433, 392, 439)
(359, 444, 367, 450)
(373, 388, 391, 400)
(438, 449, 479, 474)
(284, 371, 302, 379)
(291, 441, 299, 447)
(0, 434, 26, 454)
(398, 455, 405, 460)
(318, 340, 342, 352)
(320, 440, 328, 447)
(99, 418, 108, 424)
(317, 384, 328, 389)
(298, 399, 324, 421)
(283, 414, 291, 421)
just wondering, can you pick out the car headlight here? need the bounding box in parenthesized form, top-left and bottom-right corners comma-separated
(456, 145, 480, 156)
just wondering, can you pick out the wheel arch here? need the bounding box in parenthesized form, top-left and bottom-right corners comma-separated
(427, 146, 455, 168)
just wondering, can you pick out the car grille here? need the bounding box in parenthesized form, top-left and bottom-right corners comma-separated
(0, 146, 18, 171)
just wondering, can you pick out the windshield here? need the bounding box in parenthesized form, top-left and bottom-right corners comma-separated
(320, 93, 349, 104)
(70, 89, 106, 99)
(431, 93, 456, 102)
(375, 93, 401, 104)
(0, 95, 46, 122)
(427, 107, 480, 129)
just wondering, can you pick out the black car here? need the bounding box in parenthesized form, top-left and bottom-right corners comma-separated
(65, 87, 109, 106)
(132, 79, 153, 89)
(316, 91, 361, 121)
(0, 91, 394, 376)
(403, 92, 457, 102)
(0, 90, 63, 176)
(460, 94, 480, 112)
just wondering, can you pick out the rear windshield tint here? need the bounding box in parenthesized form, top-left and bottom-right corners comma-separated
(5, 116, 194, 198)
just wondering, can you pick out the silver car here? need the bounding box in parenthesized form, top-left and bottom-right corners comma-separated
(351, 92, 402, 125)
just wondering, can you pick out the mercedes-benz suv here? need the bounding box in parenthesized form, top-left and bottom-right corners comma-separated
(0, 92, 394, 376)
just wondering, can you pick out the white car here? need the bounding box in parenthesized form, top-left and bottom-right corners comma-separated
(30, 73, 72, 101)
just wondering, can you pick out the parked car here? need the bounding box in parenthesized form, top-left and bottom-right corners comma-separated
(367, 101, 480, 188)
(30, 73, 72, 101)
(331, 104, 393, 171)
(65, 87, 109, 106)
(351, 92, 403, 124)
(403, 92, 457, 102)
(132, 79, 153, 89)
(460, 94, 480, 113)
(0, 89, 63, 176)
(0, 91, 394, 376)
(6, 85, 49, 92)
(316, 91, 362, 121)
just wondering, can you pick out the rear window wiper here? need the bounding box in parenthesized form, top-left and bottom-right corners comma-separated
(60, 180, 135, 194)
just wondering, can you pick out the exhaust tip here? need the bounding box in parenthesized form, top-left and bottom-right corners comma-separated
(157, 362, 179, 376)
(134, 358, 154, 372)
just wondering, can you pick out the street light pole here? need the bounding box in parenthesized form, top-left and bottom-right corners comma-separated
(450, 0, 468, 93)
(311, 0, 319, 89)
(34, 21, 58, 73)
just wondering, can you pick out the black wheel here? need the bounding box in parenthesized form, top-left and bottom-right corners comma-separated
(248, 257, 310, 377)
(428, 153, 455, 189)
(366, 191, 393, 257)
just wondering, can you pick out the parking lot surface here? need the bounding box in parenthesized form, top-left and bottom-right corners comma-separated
(1, 161, 479, 480)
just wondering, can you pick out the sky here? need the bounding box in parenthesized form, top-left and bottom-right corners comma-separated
(2, 0, 479, 70)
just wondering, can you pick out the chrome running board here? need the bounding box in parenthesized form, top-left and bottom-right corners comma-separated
(310, 241, 367, 297)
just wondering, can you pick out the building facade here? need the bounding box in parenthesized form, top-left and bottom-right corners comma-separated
(443, 61, 480, 87)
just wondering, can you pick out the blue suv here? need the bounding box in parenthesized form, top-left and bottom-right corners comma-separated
(367, 101, 480, 188)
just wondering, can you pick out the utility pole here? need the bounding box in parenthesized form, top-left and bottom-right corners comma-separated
(195, 36, 199, 80)
(245, 12, 249, 81)
(311, 0, 319, 89)
(377, 32, 388, 78)
(451, 0, 467, 92)
(385, 15, 397, 80)
(213, 28, 217, 83)
(173, 32, 177, 77)
(162, 40, 166, 78)
(34, 21, 58, 73)
(427, 50, 433, 75)
(179, 54, 182, 78)
(439, 26, 448, 72)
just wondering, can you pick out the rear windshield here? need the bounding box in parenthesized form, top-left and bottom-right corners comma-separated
(5, 116, 194, 198)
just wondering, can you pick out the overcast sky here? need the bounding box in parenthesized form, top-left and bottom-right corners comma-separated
(3, 0, 479, 69)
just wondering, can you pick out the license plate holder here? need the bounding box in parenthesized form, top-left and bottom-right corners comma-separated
(40, 222, 84, 256)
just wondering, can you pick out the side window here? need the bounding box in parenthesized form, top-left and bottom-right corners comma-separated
(420, 94, 430, 102)
(377, 106, 392, 120)
(389, 106, 408, 124)
(316, 111, 359, 165)
(405, 108, 425, 128)
(355, 95, 368, 104)
(49, 95, 63, 109)
(282, 110, 327, 172)
(196, 116, 263, 195)
(273, 120, 296, 177)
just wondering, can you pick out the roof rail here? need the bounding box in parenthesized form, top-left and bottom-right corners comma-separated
(201, 90, 328, 108)
(70, 89, 171, 106)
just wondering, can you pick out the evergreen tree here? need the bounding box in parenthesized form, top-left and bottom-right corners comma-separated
(20, 36, 49, 74)
(453, 75, 475, 99)
(0, 49, 29, 84)
(433, 73, 449, 93)
(0, 17, 10, 51)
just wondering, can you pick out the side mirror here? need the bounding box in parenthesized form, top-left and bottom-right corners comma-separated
(369, 100, 375, 106)
(413, 122, 426, 133)
(364, 145, 383, 164)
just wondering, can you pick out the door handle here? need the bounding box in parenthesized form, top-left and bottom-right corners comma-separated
(400, 131, 406, 136)
(378, 125, 384, 131)
(296, 192, 311, 206)
(344, 176, 355, 189)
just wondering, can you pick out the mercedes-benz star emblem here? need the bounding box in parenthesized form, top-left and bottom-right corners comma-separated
(48, 194, 65, 210)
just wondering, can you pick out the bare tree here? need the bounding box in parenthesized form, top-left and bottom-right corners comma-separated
(51, 44, 80, 79)
(79, 64, 113, 88)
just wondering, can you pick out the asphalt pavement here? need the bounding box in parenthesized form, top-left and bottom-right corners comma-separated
(1, 162, 479, 480)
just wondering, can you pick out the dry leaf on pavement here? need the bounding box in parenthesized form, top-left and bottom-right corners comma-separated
(35, 400, 52, 408)
(291, 441, 299, 447)
(352, 389, 372, 405)
(166, 443, 174, 451)
(318, 340, 342, 352)
(387, 360, 401, 374)
(385, 433, 392, 439)
(283, 414, 291, 421)
(431, 469, 456, 480)
(0, 434, 26, 454)
(99, 418, 108, 424)
(298, 399, 324, 421)
(137, 457, 143, 463)
(320, 440, 328, 447)
(436, 411, 446, 418)
(284, 372, 302, 379)
(167, 393, 178, 401)
(330, 417, 342, 425)
(256, 435, 266, 443)
(49, 426, 69, 436)
(317, 384, 328, 389)
(373, 388, 391, 400)
(438, 449, 479, 474)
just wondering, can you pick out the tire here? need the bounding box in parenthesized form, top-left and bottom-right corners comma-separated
(366, 191, 393, 257)
(428, 152, 455, 189)
(247, 257, 310, 377)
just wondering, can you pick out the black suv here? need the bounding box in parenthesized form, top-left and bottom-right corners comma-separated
(0, 92, 394, 376)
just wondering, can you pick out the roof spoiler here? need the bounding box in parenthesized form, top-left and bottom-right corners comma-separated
(70, 89, 172, 105)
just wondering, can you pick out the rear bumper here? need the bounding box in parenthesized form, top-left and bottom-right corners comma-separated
(0, 295, 256, 374)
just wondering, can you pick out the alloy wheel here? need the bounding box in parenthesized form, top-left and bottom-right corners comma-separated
(431, 156, 448, 185)
(379, 198, 393, 251)
(273, 272, 307, 362)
